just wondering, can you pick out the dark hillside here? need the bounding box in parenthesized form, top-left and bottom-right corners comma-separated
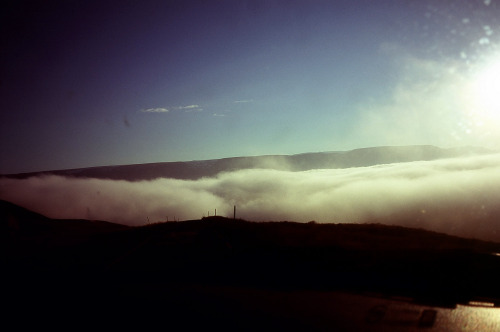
(1, 199, 126, 235)
(1, 200, 128, 259)
(3, 204, 500, 330)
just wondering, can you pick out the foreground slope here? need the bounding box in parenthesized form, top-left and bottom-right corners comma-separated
(3, 202, 500, 330)
(4, 209, 500, 300)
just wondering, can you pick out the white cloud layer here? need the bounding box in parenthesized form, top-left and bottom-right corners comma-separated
(1, 153, 500, 242)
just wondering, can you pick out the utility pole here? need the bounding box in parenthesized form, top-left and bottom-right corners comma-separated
(233, 205, 236, 220)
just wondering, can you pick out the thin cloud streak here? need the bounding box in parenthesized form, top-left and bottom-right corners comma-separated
(1, 153, 500, 242)
(233, 99, 254, 103)
(172, 105, 204, 112)
(139, 105, 203, 114)
(139, 107, 169, 113)
(178, 105, 201, 110)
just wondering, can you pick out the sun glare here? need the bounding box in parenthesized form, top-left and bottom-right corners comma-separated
(470, 56, 500, 123)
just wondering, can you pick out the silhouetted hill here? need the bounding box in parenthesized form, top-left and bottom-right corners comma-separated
(1, 199, 127, 246)
(3, 203, 500, 330)
(1, 145, 492, 180)
(3, 202, 500, 296)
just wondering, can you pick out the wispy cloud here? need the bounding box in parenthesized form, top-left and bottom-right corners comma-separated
(139, 104, 204, 114)
(173, 104, 203, 112)
(212, 109, 231, 117)
(181, 107, 203, 113)
(178, 104, 201, 110)
(234, 99, 254, 103)
(139, 107, 169, 113)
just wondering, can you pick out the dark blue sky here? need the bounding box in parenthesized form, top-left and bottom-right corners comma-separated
(2, 0, 500, 173)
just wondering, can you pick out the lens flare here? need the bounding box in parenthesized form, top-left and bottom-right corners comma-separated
(470, 57, 500, 124)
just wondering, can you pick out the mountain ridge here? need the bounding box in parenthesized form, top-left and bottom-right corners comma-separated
(1, 145, 492, 181)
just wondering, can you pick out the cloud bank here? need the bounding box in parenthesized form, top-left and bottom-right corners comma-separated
(1, 153, 500, 241)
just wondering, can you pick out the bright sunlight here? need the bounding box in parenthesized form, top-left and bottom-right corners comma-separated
(470, 55, 500, 124)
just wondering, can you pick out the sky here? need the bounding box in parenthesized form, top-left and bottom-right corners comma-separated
(2, 0, 500, 174)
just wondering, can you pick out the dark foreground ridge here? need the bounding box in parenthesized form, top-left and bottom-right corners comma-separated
(2, 200, 500, 330)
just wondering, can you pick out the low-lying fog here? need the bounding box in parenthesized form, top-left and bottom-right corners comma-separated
(1, 152, 500, 242)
